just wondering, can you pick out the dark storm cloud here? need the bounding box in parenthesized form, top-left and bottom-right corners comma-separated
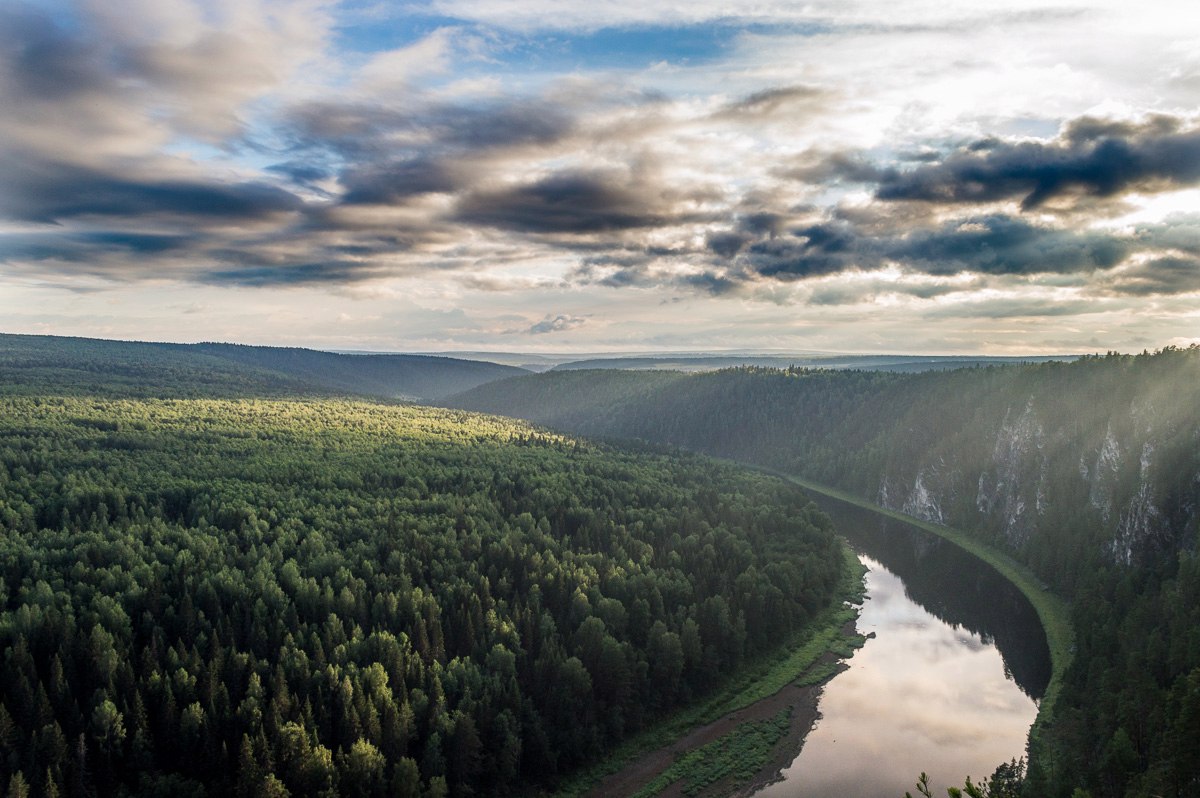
(890, 216, 1129, 275)
(278, 88, 675, 216)
(0, 232, 196, 263)
(740, 212, 788, 236)
(743, 222, 860, 279)
(576, 201, 1174, 298)
(199, 262, 378, 287)
(1062, 114, 1183, 143)
(0, 157, 304, 224)
(704, 212, 790, 257)
(340, 158, 461, 204)
(679, 271, 742, 295)
(706, 231, 750, 257)
(700, 214, 1137, 286)
(455, 171, 685, 234)
(872, 117, 1200, 209)
(274, 95, 593, 217)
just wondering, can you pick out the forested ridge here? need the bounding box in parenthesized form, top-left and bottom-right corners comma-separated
(449, 347, 1200, 797)
(0, 396, 844, 797)
(0, 334, 525, 400)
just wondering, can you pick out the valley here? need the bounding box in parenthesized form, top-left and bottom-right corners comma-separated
(451, 347, 1200, 796)
(1, 335, 1197, 797)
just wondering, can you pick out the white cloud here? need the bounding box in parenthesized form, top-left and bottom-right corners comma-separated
(355, 28, 461, 95)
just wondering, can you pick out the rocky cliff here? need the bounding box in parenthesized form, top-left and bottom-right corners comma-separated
(872, 378, 1198, 569)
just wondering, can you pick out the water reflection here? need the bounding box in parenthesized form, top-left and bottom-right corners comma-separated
(753, 496, 1050, 797)
(815, 495, 1051, 700)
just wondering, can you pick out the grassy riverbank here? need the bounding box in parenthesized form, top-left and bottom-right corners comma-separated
(552, 546, 868, 797)
(778, 473, 1074, 756)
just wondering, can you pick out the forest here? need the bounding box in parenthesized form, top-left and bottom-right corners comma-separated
(0, 394, 845, 797)
(451, 347, 1200, 798)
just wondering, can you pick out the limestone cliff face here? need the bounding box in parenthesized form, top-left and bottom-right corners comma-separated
(1110, 442, 1162, 565)
(879, 465, 950, 525)
(875, 395, 1194, 565)
(975, 399, 1045, 548)
(1083, 424, 1122, 524)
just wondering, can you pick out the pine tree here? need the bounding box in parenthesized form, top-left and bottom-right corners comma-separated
(5, 772, 30, 798)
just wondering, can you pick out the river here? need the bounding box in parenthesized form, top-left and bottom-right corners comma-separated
(752, 494, 1051, 797)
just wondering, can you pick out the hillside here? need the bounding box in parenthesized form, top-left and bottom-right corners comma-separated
(549, 354, 1073, 373)
(192, 343, 526, 400)
(0, 395, 844, 797)
(0, 334, 526, 400)
(448, 348, 1200, 797)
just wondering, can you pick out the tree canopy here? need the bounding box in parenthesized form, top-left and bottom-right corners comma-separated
(0, 396, 843, 796)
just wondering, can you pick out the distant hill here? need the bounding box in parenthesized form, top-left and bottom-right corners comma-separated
(191, 342, 527, 399)
(550, 353, 1077, 373)
(416, 350, 1079, 374)
(0, 334, 526, 399)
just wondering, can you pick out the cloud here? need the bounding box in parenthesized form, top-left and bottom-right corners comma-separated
(2, 0, 1198, 349)
(0, 1, 330, 154)
(0, 232, 196, 263)
(355, 28, 460, 92)
(1134, 215, 1200, 255)
(920, 295, 1106, 320)
(742, 223, 859, 279)
(340, 158, 462, 204)
(456, 170, 693, 234)
(284, 98, 575, 158)
(780, 151, 888, 186)
(424, 0, 1089, 34)
(1093, 256, 1200, 297)
(871, 116, 1200, 210)
(0, 6, 109, 103)
(528, 313, 587, 334)
(706, 231, 751, 258)
(681, 213, 1147, 295)
(888, 215, 1129, 275)
(0, 156, 305, 224)
(704, 213, 788, 257)
(266, 160, 335, 188)
(712, 85, 827, 120)
(199, 262, 381, 287)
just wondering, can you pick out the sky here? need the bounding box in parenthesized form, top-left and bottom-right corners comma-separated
(2, 0, 1199, 354)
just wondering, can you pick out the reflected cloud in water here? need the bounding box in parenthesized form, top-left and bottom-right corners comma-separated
(755, 494, 1049, 797)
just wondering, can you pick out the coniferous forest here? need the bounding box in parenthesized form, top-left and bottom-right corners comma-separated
(450, 347, 1200, 797)
(0, 392, 843, 797)
(5, 334, 1200, 797)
